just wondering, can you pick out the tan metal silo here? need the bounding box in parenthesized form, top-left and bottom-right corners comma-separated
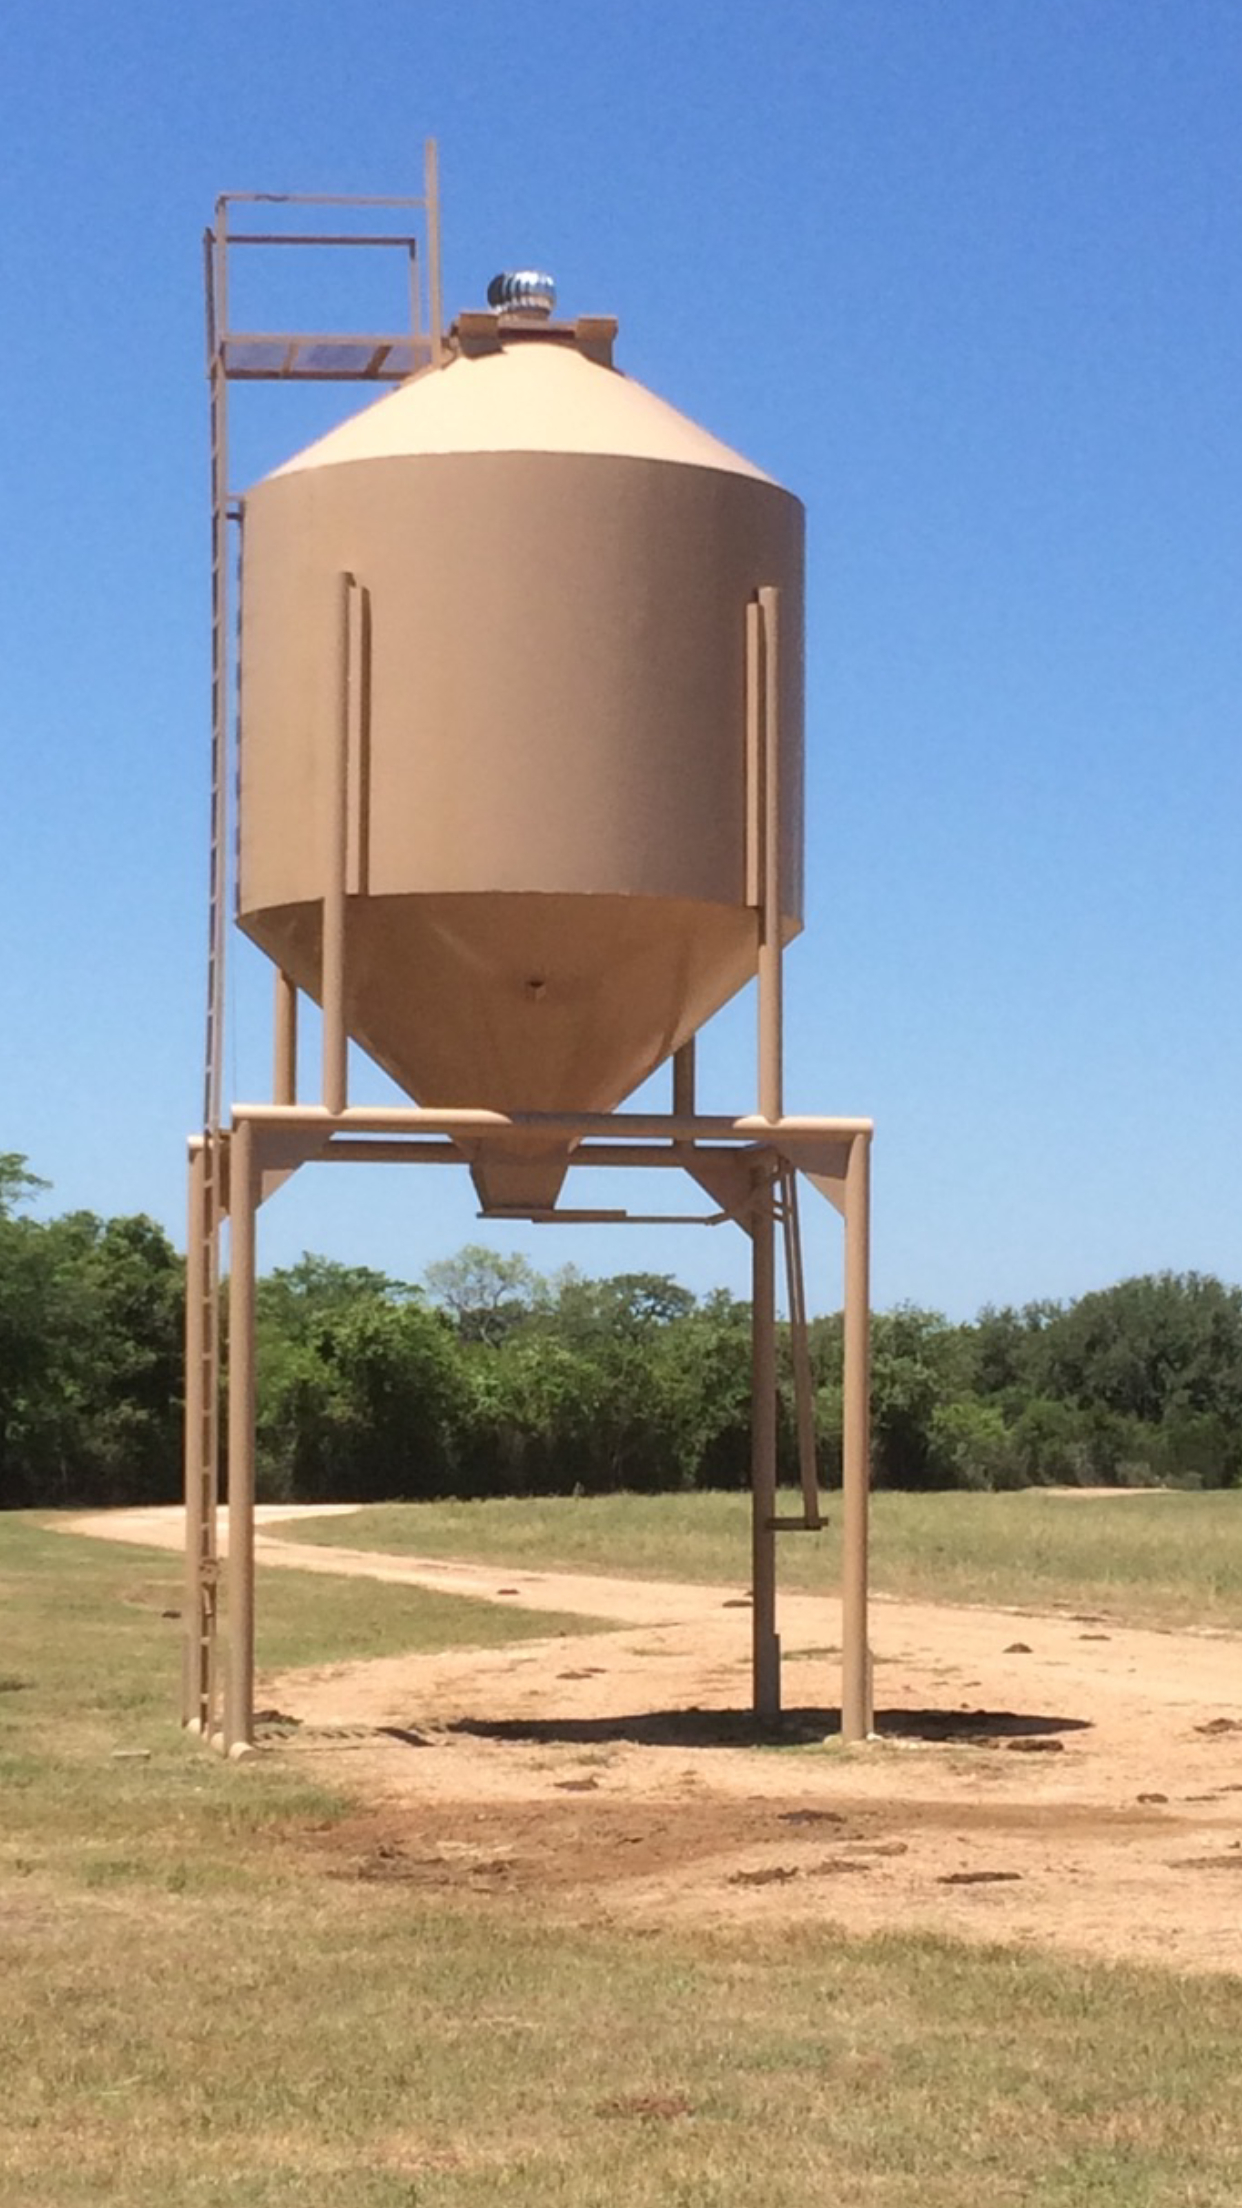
(187, 198, 874, 1765)
(237, 287, 804, 1205)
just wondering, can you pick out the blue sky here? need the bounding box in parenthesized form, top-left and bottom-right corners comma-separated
(3, 1, 1240, 1318)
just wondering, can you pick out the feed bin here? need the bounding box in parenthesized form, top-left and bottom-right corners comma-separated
(237, 292, 805, 1208)
(186, 190, 872, 1756)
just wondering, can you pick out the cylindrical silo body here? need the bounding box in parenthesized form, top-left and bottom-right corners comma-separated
(237, 317, 804, 1128)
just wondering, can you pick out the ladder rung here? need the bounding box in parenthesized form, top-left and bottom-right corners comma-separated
(767, 1515, 826, 1532)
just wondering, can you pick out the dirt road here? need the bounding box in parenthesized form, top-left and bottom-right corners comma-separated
(67, 1504, 1242, 1972)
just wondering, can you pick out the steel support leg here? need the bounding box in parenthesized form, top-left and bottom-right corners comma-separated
(841, 1131, 873, 1741)
(273, 970, 298, 1105)
(182, 1141, 215, 1730)
(751, 1164, 780, 1720)
(224, 1120, 257, 1753)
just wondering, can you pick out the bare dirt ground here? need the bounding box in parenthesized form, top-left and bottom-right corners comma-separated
(68, 1505, 1242, 1973)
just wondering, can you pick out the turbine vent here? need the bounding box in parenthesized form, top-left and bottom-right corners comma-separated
(486, 268, 556, 319)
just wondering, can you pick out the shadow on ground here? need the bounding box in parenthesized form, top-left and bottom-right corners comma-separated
(438, 1705, 1093, 1750)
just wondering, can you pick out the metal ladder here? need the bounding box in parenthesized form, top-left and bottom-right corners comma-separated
(184, 165, 447, 1736)
(184, 305, 230, 1735)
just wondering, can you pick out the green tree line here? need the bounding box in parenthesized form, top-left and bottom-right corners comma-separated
(3, 1155, 1242, 1508)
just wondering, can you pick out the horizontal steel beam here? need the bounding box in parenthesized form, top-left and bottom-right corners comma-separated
(227, 233, 419, 249)
(233, 1103, 873, 1143)
(216, 191, 432, 211)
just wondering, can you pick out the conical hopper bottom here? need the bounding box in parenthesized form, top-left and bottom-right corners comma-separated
(243, 892, 766, 1211)
(464, 1142, 572, 1217)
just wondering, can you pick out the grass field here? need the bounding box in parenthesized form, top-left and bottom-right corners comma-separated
(4, 1508, 1242, 2203)
(276, 1487, 1242, 1632)
(0, 1519, 599, 1893)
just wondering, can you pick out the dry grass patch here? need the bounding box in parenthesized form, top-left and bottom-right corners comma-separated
(279, 1488, 1242, 1630)
(6, 1513, 1242, 2204)
(1, 1518, 605, 1886)
(6, 1882, 1242, 2205)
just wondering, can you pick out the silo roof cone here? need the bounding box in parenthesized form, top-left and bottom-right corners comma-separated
(267, 333, 778, 481)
